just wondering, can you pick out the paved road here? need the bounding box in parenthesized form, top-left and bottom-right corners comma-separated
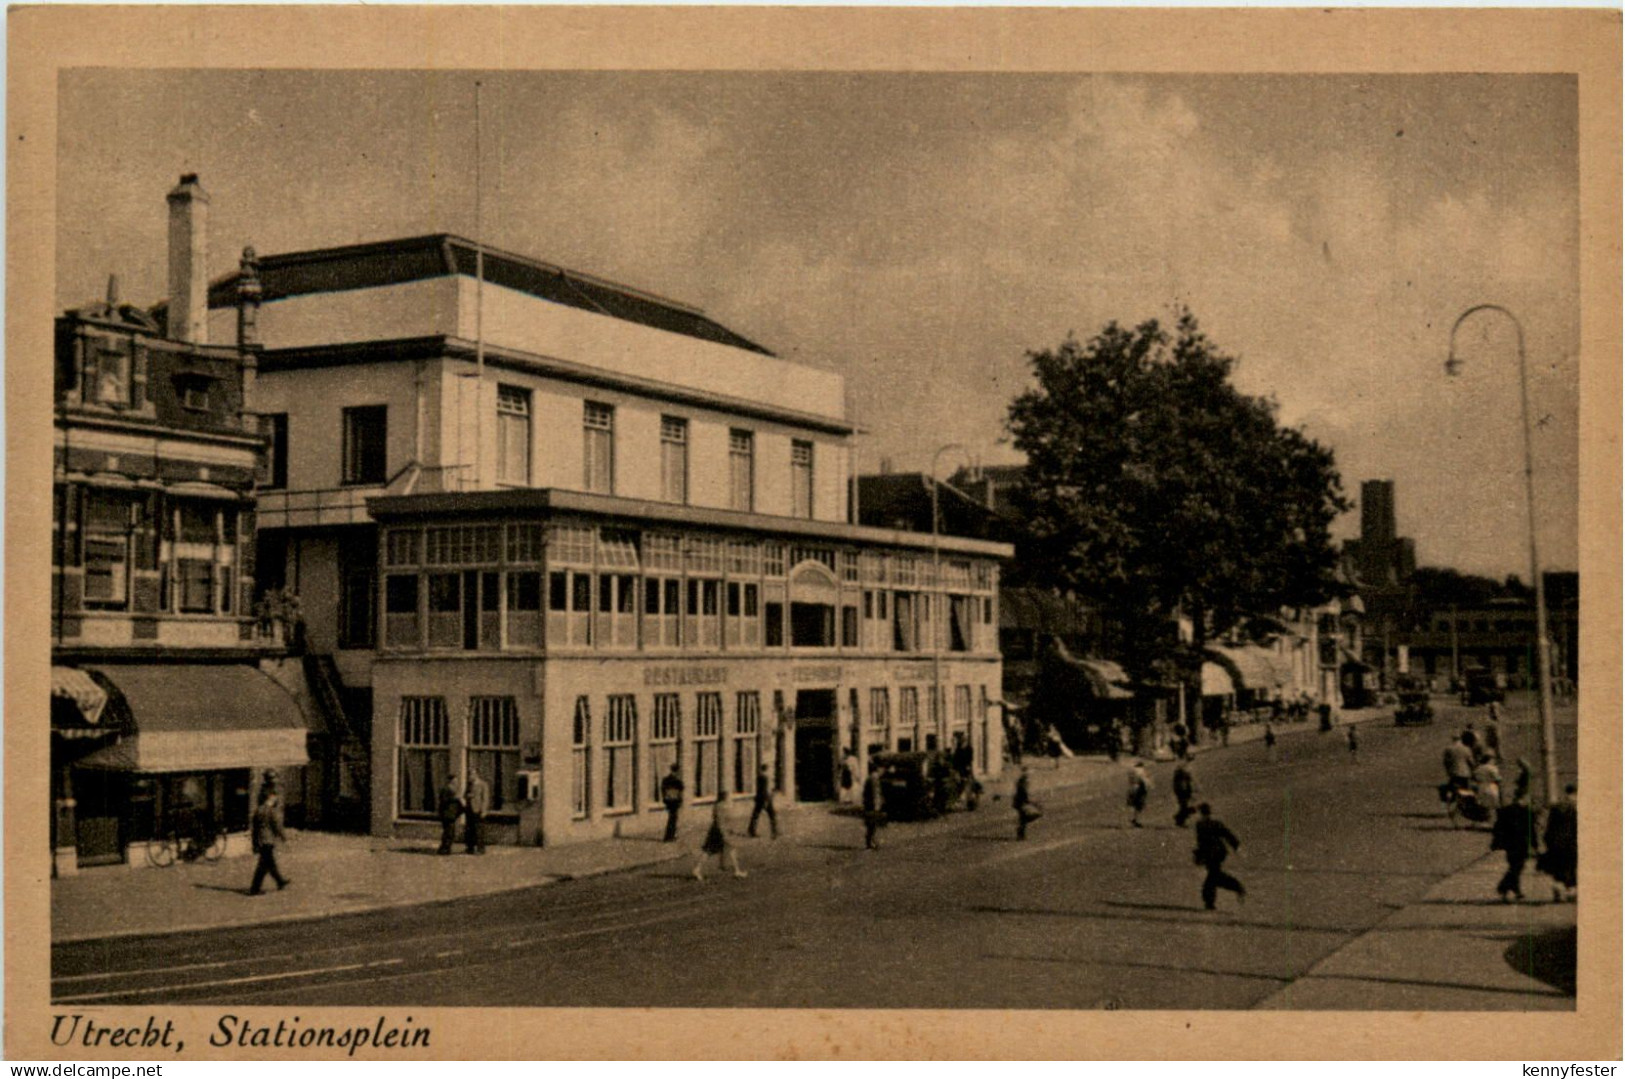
(54, 699, 1575, 1009)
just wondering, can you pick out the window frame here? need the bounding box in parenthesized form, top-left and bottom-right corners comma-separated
(341, 404, 389, 486)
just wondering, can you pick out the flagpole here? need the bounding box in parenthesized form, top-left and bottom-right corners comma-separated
(473, 79, 485, 491)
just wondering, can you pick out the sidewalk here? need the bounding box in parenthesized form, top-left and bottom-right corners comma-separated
(1256, 852, 1577, 1010)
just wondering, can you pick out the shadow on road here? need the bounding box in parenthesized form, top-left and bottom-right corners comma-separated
(968, 902, 1357, 935)
(192, 883, 252, 896)
(1502, 925, 1577, 996)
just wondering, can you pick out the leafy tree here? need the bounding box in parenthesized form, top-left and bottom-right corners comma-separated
(1005, 312, 1351, 726)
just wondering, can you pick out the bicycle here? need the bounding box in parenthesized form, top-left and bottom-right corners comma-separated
(144, 816, 227, 867)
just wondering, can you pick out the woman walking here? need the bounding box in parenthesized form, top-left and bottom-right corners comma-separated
(693, 796, 747, 881)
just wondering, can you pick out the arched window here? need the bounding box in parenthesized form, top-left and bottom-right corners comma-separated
(788, 561, 838, 648)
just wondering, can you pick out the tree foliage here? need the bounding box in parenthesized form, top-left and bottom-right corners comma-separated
(1006, 312, 1350, 667)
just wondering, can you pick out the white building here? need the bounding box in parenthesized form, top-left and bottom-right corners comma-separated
(221, 234, 1009, 846)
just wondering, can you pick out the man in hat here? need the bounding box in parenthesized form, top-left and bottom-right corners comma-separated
(248, 775, 290, 895)
(1193, 803, 1245, 910)
(660, 763, 686, 842)
(437, 772, 463, 855)
(464, 771, 490, 854)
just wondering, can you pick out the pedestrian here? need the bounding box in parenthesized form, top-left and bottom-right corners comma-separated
(248, 777, 291, 895)
(1538, 784, 1577, 902)
(1440, 735, 1474, 801)
(660, 763, 686, 843)
(1193, 803, 1245, 910)
(437, 772, 463, 855)
(1171, 761, 1197, 828)
(1126, 760, 1151, 828)
(464, 771, 490, 854)
(1483, 711, 1502, 761)
(748, 763, 779, 839)
(862, 765, 885, 850)
(1472, 755, 1502, 810)
(1490, 792, 1537, 902)
(1012, 766, 1040, 840)
(1461, 723, 1479, 759)
(839, 748, 858, 803)
(692, 795, 746, 881)
(1263, 723, 1278, 763)
(1345, 723, 1359, 762)
(1510, 757, 1533, 804)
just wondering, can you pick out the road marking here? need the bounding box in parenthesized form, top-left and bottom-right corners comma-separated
(53, 957, 405, 1003)
(53, 957, 236, 983)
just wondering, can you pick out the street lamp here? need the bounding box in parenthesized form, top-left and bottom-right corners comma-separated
(1445, 304, 1559, 806)
(931, 443, 970, 752)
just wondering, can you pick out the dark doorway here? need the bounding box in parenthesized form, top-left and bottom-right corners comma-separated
(793, 689, 837, 802)
(72, 769, 127, 866)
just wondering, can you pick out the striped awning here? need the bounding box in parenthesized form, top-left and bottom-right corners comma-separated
(71, 665, 310, 773)
(51, 667, 108, 727)
(1208, 645, 1289, 691)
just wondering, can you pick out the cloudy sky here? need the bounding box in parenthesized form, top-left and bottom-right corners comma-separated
(57, 70, 1579, 578)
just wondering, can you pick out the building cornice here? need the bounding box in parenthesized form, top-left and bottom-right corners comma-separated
(258, 335, 855, 436)
(54, 408, 266, 450)
(367, 487, 1014, 560)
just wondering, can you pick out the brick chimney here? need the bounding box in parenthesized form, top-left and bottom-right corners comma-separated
(166, 173, 209, 343)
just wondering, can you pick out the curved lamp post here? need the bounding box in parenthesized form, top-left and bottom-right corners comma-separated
(931, 443, 970, 751)
(1445, 304, 1558, 806)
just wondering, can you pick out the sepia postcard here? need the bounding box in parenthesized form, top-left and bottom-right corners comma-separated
(7, 5, 1621, 1062)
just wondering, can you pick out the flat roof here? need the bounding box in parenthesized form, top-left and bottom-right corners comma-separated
(368, 487, 1014, 560)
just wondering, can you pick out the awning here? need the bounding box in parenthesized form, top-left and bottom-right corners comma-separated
(73, 665, 310, 773)
(1208, 645, 1288, 691)
(1050, 640, 1135, 699)
(52, 667, 109, 727)
(1201, 661, 1235, 696)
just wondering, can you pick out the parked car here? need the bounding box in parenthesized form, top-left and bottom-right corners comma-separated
(870, 751, 979, 821)
(1462, 668, 1505, 707)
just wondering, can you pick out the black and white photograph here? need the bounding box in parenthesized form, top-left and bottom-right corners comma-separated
(10, 5, 1619, 1062)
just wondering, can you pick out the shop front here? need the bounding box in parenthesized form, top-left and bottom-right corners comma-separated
(51, 663, 310, 872)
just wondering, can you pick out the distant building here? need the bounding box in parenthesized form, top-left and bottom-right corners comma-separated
(1395, 572, 1579, 689)
(948, 463, 1026, 517)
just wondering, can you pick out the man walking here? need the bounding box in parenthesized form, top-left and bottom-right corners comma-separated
(437, 772, 463, 855)
(1263, 723, 1277, 763)
(1013, 766, 1039, 840)
(1491, 792, 1537, 902)
(248, 777, 290, 895)
(747, 764, 779, 839)
(464, 772, 490, 854)
(660, 763, 686, 842)
(1193, 803, 1245, 910)
(1171, 761, 1197, 827)
(1346, 723, 1360, 762)
(1540, 783, 1577, 902)
(861, 765, 885, 850)
(1126, 760, 1151, 828)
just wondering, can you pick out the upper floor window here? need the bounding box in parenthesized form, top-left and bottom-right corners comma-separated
(86, 336, 134, 408)
(257, 413, 288, 489)
(583, 401, 615, 494)
(82, 490, 140, 610)
(497, 386, 532, 486)
(342, 405, 388, 486)
(660, 416, 689, 504)
(791, 440, 814, 518)
(729, 430, 754, 512)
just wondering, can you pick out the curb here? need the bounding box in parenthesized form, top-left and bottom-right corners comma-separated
(52, 850, 687, 947)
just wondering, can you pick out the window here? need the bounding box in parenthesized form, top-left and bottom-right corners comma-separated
(571, 697, 591, 819)
(791, 440, 814, 518)
(178, 378, 210, 412)
(949, 595, 973, 652)
(426, 572, 461, 648)
(506, 523, 545, 564)
(893, 592, 916, 652)
(386, 528, 421, 567)
(257, 413, 288, 489)
(164, 500, 236, 616)
(841, 604, 859, 648)
(468, 697, 521, 813)
(547, 569, 593, 646)
(86, 335, 132, 407)
(660, 416, 689, 503)
(506, 570, 542, 648)
(645, 575, 681, 648)
(497, 385, 532, 485)
(954, 685, 973, 730)
(603, 695, 637, 812)
(583, 401, 614, 494)
(398, 697, 450, 816)
(733, 692, 760, 794)
(83, 491, 137, 609)
(342, 405, 388, 485)
(899, 687, 920, 743)
(694, 692, 723, 799)
(729, 430, 754, 512)
(384, 574, 421, 647)
(339, 568, 376, 649)
(425, 525, 500, 565)
(650, 694, 682, 804)
(869, 688, 890, 731)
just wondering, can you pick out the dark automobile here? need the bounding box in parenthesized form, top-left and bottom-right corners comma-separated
(1394, 691, 1434, 726)
(1462, 668, 1505, 707)
(870, 751, 979, 821)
